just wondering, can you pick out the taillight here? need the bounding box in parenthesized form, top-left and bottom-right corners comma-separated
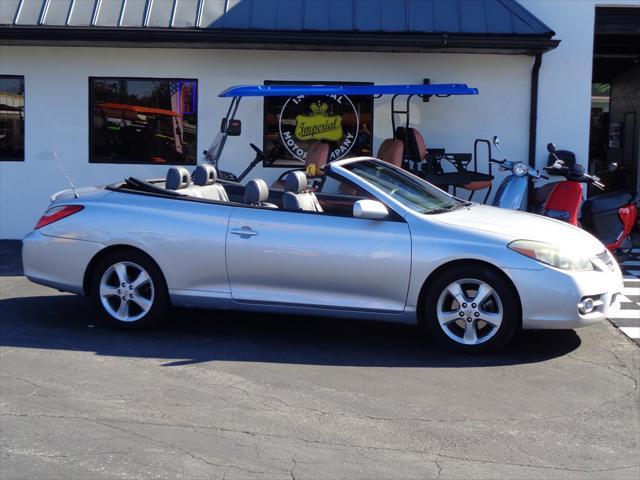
(35, 205, 84, 229)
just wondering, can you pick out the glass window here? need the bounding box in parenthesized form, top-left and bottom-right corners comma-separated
(0, 76, 25, 162)
(343, 160, 462, 214)
(90, 78, 198, 165)
(263, 81, 374, 168)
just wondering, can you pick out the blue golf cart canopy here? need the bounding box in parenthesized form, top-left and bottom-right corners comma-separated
(219, 84, 479, 98)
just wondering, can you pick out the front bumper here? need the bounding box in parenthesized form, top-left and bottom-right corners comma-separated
(505, 262, 624, 330)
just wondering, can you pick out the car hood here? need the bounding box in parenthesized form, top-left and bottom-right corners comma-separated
(431, 204, 606, 256)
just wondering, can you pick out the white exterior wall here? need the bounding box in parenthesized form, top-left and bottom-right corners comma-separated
(0, 47, 532, 238)
(1, 0, 636, 239)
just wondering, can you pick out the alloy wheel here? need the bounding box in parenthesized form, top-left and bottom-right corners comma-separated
(436, 278, 503, 346)
(99, 261, 155, 322)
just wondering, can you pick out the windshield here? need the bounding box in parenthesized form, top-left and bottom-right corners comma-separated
(203, 132, 226, 164)
(343, 160, 462, 214)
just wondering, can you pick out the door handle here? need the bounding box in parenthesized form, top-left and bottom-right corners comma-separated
(229, 226, 259, 237)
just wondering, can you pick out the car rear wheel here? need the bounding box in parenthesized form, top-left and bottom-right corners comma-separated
(91, 250, 168, 329)
(424, 266, 518, 353)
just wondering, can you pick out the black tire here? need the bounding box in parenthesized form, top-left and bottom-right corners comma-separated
(423, 265, 519, 353)
(90, 249, 169, 330)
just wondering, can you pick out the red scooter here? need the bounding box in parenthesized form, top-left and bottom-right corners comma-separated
(532, 144, 637, 257)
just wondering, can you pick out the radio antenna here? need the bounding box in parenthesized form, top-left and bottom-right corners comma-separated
(52, 150, 78, 199)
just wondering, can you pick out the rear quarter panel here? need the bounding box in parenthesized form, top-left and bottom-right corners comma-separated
(41, 191, 234, 294)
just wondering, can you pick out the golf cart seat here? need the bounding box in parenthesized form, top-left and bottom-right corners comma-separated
(272, 142, 329, 189)
(395, 127, 427, 163)
(166, 167, 204, 198)
(377, 139, 404, 167)
(192, 164, 230, 202)
(282, 171, 323, 212)
(244, 179, 278, 208)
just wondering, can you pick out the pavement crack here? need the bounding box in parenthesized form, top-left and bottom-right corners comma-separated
(3, 411, 639, 475)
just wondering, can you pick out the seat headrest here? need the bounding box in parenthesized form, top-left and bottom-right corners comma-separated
(245, 179, 269, 205)
(410, 128, 427, 160)
(193, 164, 217, 186)
(377, 139, 404, 167)
(395, 126, 426, 161)
(285, 171, 308, 193)
(166, 167, 191, 190)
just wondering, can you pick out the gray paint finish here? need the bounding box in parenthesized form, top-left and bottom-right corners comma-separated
(0, 0, 555, 36)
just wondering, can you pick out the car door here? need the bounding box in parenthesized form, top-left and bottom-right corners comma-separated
(225, 207, 411, 312)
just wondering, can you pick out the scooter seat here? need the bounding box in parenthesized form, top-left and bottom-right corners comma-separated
(532, 182, 558, 207)
(582, 190, 635, 215)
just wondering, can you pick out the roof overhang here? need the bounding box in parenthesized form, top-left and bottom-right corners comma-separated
(0, 27, 559, 55)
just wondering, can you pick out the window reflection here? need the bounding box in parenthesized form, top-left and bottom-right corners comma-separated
(0, 76, 25, 162)
(90, 78, 197, 165)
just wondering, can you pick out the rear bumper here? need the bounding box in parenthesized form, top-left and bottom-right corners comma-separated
(506, 264, 624, 330)
(22, 230, 104, 295)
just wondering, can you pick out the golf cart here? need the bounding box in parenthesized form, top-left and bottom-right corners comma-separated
(202, 83, 484, 194)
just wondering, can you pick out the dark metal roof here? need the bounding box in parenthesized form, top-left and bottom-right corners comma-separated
(0, 0, 558, 54)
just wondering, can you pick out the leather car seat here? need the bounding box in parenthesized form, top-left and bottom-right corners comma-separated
(395, 127, 427, 162)
(165, 167, 204, 198)
(376, 139, 404, 167)
(192, 164, 229, 202)
(244, 179, 278, 208)
(282, 171, 323, 212)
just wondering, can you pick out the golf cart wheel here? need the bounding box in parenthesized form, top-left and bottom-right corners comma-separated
(91, 250, 168, 330)
(424, 265, 518, 353)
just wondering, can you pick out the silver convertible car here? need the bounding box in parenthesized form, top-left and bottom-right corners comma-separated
(23, 157, 623, 353)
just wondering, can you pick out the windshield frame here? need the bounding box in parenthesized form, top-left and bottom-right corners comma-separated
(328, 157, 464, 216)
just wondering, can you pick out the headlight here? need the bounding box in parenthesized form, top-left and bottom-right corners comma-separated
(512, 163, 529, 177)
(508, 240, 595, 271)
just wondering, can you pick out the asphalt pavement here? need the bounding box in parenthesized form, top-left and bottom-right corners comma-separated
(1, 269, 639, 480)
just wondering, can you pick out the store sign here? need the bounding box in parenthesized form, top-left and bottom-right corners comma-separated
(279, 95, 359, 162)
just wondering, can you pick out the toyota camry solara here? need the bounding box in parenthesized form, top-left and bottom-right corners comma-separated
(22, 157, 624, 353)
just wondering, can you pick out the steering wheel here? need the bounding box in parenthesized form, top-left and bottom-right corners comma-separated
(250, 143, 275, 166)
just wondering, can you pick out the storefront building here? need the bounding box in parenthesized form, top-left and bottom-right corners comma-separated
(1, 0, 638, 239)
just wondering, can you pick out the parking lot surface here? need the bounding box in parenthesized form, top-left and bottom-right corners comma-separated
(1, 275, 639, 480)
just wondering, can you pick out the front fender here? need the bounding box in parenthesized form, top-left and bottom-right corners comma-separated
(405, 218, 543, 309)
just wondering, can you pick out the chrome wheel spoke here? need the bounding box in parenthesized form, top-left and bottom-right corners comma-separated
(131, 295, 152, 313)
(446, 282, 468, 304)
(463, 320, 478, 344)
(131, 270, 151, 290)
(437, 310, 461, 326)
(99, 285, 119, 297)
(473, 284, 494, 305)
(480, 311, 502, 328)
(115, 299, 129, 320)
(114, 263, 129, 285)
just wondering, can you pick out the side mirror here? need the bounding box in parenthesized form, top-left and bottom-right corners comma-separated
(547, 143, 556, 153)
(353, 199, 388, 220)
(220, 118, 242, 136)
(493, 136, 500, 147)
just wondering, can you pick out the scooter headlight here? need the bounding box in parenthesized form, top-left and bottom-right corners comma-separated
(508, 240, 595, 271)
(512, 163, 529, 177)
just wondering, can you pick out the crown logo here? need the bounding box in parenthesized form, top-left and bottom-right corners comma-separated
(310, 101, 329, 116)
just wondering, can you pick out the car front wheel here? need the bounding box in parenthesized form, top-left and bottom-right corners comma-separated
(91, 250, 168, 329)
(424, 266, 519, 353)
